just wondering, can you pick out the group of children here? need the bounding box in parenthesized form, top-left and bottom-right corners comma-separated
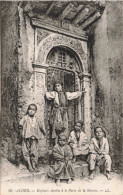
(19, 103, 112, 185)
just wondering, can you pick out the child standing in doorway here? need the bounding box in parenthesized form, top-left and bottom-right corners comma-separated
(88, 126, 112, 180)
(19, 104, 46, 172)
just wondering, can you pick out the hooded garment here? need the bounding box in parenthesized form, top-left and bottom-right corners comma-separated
(48, 143, 74, 179)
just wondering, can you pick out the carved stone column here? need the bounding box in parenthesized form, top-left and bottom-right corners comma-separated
(75, 72, 82, 121)
(80, 73, 91, 141)
(33, 64, 47, 120)
(33, 63, 48, 156)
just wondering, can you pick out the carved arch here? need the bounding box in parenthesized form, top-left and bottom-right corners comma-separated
(35, 33, 87, 72)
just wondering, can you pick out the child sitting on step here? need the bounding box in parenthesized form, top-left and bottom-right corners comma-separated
(88, 126, 112, 180)
(68, 121, 89, 163)
(48, 134, 74, 186)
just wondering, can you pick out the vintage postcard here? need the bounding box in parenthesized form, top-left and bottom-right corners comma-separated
(0, 0, 123, 195)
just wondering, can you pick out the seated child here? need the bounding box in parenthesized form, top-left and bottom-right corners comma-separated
(68, 121, 89, 162)
(48, 134, 74, 186)
(19, 104, 46, 172)
(88, 126, 112, 180)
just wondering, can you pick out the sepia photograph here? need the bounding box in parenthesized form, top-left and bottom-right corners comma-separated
(0, 0, 123, 195)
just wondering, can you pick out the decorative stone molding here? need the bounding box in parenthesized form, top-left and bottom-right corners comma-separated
(32, 63, 49, 74)
(31, 18, 88, 41)
(36, 29, 50, 46)
(32, 30, 92, 141)
(78, 72, 91, 81)
(35, 33, 88, 72)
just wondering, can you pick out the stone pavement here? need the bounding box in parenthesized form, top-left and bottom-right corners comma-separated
(0, 157, 123, 195)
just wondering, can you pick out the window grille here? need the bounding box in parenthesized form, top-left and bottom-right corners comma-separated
(58, 50, 66, 67)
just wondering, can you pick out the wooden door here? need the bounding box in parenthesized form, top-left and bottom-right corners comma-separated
(45, 46, 82, 148)
(46, 68, 75, 147)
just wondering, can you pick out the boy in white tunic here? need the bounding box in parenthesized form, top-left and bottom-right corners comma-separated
(19, 104, 46, 172)
(88, 127, 112, 180)
(45, 81, 85, 144)
(68, 121, 89, 162)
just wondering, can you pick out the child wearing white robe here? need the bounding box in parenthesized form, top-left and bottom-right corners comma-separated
(88, 127, 112, 180)
(68, 121, 89, 162)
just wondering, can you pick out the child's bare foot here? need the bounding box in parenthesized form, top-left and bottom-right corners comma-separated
(34, 168, 40, 172)
(106, 172, 112, 180)
(67, 178, 72, 184)
(56, 179, 61, 186)
(28, 167, 34, 172)
(72, 157, 76, 164)
(32, 162, 39, 172)
(89, 173, 94, 180)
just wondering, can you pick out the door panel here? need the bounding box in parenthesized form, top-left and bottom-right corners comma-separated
(46, 68, 75, 140)
(46, 46, 82, 148)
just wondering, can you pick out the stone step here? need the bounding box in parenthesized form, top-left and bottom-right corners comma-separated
(2, 162, 104, 183)
(74, 162, 89, 178)
(1, 171, 48, 183)
(1, 164, 49, 183)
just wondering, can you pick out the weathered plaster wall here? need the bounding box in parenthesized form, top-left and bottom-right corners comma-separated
(18, 5, 48, 159)
(18, 6, 35, 118)
(1, 2, 19, 163)
(89, 2, 123, 171)
(1, 2, 47, 163)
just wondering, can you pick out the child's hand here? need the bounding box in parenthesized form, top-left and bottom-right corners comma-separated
(82, 90, 86, 93)
(82, 141, 86, 146)
(65, 157, 69, 161)
(98, 150, 102, 155)
(31, 136, 36, 139)
(81, 88, 86, 93)
(19, 125, 23, 130)
(44, 134, 47, 139)
(69, 142, 73, 147)
(99, 154, 104, 159)
(96, 154, 100, 161)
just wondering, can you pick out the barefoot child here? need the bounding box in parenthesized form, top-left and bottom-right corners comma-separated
(45, 81, 85, 144)
(88, 127, 112, 180)
(68, 121, 89, 162)
(48, 134, 74, 185)
(19, 104, 46, 172)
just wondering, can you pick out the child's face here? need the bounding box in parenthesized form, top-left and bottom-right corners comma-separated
(55, 84, 62, 92)
(75, 123, 81, 132)
(59, 138, 66, 146)
(28, 106, 36, 117)
(95, 128, 104, 139)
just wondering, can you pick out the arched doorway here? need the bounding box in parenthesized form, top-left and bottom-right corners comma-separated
(45, 46, 84, 147)
(33, 33, 91, 156)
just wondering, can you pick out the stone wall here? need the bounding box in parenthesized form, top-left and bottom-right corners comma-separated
(17, 5, 48, 159)
(1, 2, 19, 163)
(88, 1, 123, 172)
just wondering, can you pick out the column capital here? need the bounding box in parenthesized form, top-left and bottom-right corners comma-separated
(32, 63, 49, 74)
(78, 72, 91, 80)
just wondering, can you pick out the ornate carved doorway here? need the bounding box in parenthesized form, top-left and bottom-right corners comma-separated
(45, 46, 83, 147)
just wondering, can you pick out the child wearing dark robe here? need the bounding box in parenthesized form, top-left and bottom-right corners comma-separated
(48, 134, 74, 186)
